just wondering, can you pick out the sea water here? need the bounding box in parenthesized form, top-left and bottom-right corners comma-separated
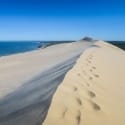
(0, 41, 46, 56)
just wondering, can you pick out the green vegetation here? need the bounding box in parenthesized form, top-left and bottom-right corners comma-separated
(107, 41, 125, 50)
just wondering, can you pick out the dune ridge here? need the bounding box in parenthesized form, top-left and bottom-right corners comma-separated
(43, 41, 125, 125)
(0, 41, 91, 98)
(0, 41, 92, 125)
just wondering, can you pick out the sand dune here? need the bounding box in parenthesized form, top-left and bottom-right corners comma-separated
(43, 41, 125, 125)
(0, 41, 91, 98)
(0, 41, 92, 125)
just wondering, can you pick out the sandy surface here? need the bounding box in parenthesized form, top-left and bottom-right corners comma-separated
(0, 41, 91, 98)
(43, 41, 125, 125)
(0, 41, 92, 125)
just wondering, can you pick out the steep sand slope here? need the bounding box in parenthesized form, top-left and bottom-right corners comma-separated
(0, 41, 92, 125)
(43, 41, 125, 125)
(0, 41, 91, 98)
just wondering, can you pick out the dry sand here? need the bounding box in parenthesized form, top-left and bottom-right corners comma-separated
(0, 41, 92, 125)
(43, 41, 125, 125)
(0, 41, 91, 98)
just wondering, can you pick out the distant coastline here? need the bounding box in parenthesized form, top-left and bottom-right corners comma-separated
(0, 41, 75, 56)
(0, 40, 124, 57)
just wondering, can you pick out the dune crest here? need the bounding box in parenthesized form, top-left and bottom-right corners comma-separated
(43, 41, 125, 125)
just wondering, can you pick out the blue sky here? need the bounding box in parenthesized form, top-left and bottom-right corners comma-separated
(0, 0, 125, 41)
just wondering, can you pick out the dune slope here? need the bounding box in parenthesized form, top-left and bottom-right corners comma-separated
(0, 41, 91, 98)
(43, 41, 125, 125)
(0, 41, 92, 125)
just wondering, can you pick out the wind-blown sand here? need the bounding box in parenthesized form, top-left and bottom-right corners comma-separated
(0, 41, 92, 125)
(0, 41, 91, 98)
(43, 41, 125, 125)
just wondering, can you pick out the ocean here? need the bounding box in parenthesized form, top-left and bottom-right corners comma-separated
(0, 41, 75, 57)
(0, 41, 47, 56)
(0, 41, 124, 57)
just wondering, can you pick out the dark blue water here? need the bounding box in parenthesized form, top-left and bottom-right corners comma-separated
(0, 41, 43, 56)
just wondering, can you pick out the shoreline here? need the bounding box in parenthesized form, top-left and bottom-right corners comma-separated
(0, 41, 75, 57)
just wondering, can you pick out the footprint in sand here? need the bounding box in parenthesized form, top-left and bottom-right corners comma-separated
(86, 58, 92, 64)
(86, 82, 90, 87)
(76, 97, 82, 106)
(89, 68, 99, 78)
(88, 60, 92, 64)
(89, 69, 93, 72)
(89, 76, 93, 80)
(76, 110, 81, 125)
(88, 90, 96, 98)
(73, 87, 78, 92)
(62, 108, 68, 118)
(92, 66, 96, 69)
(90, 101, 101, 111)
(94, 74, 99, 78)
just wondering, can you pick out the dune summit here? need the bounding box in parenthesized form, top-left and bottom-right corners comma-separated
(0, 39, 125, 125)
(43, 41, 125, 125)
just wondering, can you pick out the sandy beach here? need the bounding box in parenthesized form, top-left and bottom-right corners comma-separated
(43, 41, 125, 125)
(0, 41, 92, 125)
